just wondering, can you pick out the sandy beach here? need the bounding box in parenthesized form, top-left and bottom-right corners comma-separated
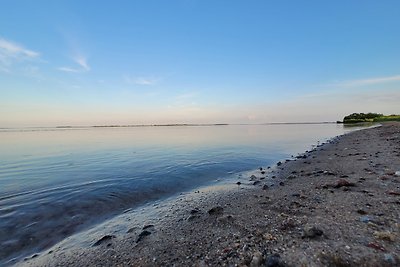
(17, 123, 400, 267)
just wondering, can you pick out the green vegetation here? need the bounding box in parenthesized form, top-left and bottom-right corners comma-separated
(341, 113, 400, 123)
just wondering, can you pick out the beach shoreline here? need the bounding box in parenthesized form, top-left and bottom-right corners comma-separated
(16, 123, 400, 267)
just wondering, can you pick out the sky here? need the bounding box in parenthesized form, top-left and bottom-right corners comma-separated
(1, 0, 399, 127)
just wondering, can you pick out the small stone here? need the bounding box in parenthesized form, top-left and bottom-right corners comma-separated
(208, 206, 224, 215)
(266, 253, 286, 267)
(253, 181, 261, 185)
(279, 181, 285, 186)
(360, 215, 372, 223)
(277, 161, 282, 166)
(287, 175, 297, 179)
(250, 251, 263, 267)
(142, 224, 154, 230)
(93, 235, 115, 246)
(217, 214, 234, 224)
(384, 253, 396, 264)
(302, 225, 323, 238)
(250, 175, 257, 181)
(236, 181, 242, 185)
(187, 214, 200, 221)
(356, 209, 367, 215)
(136, 230, 151, 243)
(190, 209, 200, 214)
(395, 171, 400, 177)
(262, 185, 269, 190)
(334, 179, 355, 188)
(373, 231, 395, 242)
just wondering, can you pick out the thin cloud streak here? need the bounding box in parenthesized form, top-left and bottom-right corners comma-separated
(0, 38, 39, 58)
(0, 38, 40, 72)
(334, 74, 400, 87)
(125, 75, 159, 85)
(58, 54, 90, 73)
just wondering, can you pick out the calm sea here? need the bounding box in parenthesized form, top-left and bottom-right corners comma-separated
(0, 123, 361, 264)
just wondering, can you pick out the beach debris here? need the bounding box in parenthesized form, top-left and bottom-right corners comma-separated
(387, 191, 400, 196)
(373, 231, 395, 242)
(93, 235, 115, 246)
(250, 251, 264, 267)
(208, 206, 224, 215)
(366, 242, 386, 252)
(266, 253, 286, 267)
(136, 230, 151, 243)
(302, 225, 323, 238)
(333, 179, 355, 188)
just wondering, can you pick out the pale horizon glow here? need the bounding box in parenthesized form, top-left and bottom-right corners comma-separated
(1, 1, 399, 127)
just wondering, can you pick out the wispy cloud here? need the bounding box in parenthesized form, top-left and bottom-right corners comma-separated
(58, 54, 90, 73)
(124, 75, 159, 85)
(0, 38, 40, 72)
(333, 74, 400, 87)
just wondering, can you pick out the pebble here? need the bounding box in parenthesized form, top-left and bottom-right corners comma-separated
(356, 209, 367, 215)
(208, 206, 224, 215)
(334, 179, 355, 188)
(136, 230, 151, 243)
(395, 171, 400, 177)
(93, 235, 115, 246)
(373, 231, 395, 242)
(249, 251, 263, 267)
(266, 253, 286, 267)
(217, 215, 234, 223)
(250, 175, 257, 181)
(384, 253, 396, 264)
(262, 185, 269, 190)
(142, 224, 154, 230)
(360, 215, 373, 223)
(302, 225, 323, 238)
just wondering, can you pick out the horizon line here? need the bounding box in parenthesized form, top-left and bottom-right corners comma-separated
(0, 121, 338, 130)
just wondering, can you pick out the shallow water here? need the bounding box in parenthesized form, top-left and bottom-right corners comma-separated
(0, 123, 361, 264)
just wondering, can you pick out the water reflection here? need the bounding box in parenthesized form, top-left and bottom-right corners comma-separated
(0, 123, 357, 264)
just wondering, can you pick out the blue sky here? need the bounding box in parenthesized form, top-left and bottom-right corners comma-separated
(1, 0, 399, 126)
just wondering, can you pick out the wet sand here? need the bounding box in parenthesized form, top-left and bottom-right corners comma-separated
(18, 123, 400, 267)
